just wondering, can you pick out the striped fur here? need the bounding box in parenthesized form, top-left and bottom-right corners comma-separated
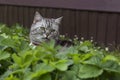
(30, 11, 62, 45)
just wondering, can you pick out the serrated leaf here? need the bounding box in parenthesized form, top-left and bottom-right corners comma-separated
(102, 60, 120, 73)
(0, 70, 12, 80)
(0, 39, 16, 48)
(72, 54, 81, 63)
(81, 53, 93, 61)
(0, 51, 10, 60)
(83, 56, 101, 66)
(81, 41, 93, 47)
(53, 60, 71, 71)
(22, 55, 33, 68)
(12, 54, 22, 66)
(103, 55, 119, 62)
(62, 71, 77, 80)
(32, 63, 55, 78)
(78, 64, 103, 79)
(5, 74, 20, 80)
(80, 46, 89, 53)
(39, 73, 51, 80)
(71, 64, 81, 74)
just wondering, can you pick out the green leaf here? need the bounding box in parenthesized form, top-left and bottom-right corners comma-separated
(80, 46, 89, 53)
(103, 55, 119, 62)
(80, 41, 93, 47)
(0, 38, 16, 48)
(78, 64, 103, 79)
(83, 56, 102, 66)
(52, 60, 71, 71)
(32, 63, 55, 78)
(0, 51, 10, 60)
(102, 60, 120, 73)
(5, 74, 20, 80)
(39, 73, 51, 80)
(0, 70, 13, 80)
(62, 71, 78, 80)
(81, 53, 93, 61)
(22, 53, 34, 68)
(22, 68, 33, 80)
(12, 54, 22, 66)
(70, 64, 81, 74)
(72, 54, 81, 63)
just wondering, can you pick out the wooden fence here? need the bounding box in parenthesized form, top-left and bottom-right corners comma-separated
(0, 0, 120, 46)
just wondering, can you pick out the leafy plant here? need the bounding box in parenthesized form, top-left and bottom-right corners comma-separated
(0, 23, 120, 80)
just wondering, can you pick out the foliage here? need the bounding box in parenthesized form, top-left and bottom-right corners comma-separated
(0, 24, 120, 80)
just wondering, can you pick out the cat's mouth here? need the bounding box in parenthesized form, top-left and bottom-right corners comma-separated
(42, 37, 50, 41)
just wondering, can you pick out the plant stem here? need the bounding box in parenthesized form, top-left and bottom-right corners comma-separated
(55, 71, 58, 80)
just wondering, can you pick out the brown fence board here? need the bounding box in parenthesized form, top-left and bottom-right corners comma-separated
(62, 10, 70, 35)
(13, 6, 19, 24)
(76, 10, 81, 37)
(0, 5, 120, 46)
(0, 5, 3, 23)
(79, 11, 89, 39)
(97, 12, 108, 44)
(18, 6, 24, 26)
(68, 10, 76, 37)
(23, 7, 29, 28)
(116, 15, 120, 45)
(106, 13, 118, 45)
(88, 12, 98, 40)
(3, 5, 7, 24)
(28, 7, 34, 28)
(8, 6, 13, 25)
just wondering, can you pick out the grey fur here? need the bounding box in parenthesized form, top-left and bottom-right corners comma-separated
(29, 11, 62, 45)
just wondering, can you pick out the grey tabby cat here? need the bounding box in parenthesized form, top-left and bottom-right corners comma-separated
(29, 11, 62, 45)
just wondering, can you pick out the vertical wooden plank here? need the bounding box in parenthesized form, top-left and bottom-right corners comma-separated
(23, 6, 29, 28)
(61, 9, 70, 35)
(116, 14, 120, 45)
(8, 5, 18, 26)
(3, 5, 7, 24)
(76, 10, 81, 38)
(69, 10, 76, 37)
(45, 8, 53, 18)
(8, 5, 13, 26)
(88, 12, 98, 41)
(18, 6, 24, 26)
(79, 11, 89, 39)
(62, 9, 76, 37)
(106, 13, 118, 46)
(29, 7, 35, 28)
(12, 6, 19, 25)
(97, 12, 108, 45)
(0, 5, 3, 23)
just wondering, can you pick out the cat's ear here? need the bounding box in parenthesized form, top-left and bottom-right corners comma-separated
(33, 11, 43, 23)
(55, 17, 63, 24)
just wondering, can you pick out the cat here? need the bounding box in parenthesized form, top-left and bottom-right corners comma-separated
(29, 11, 63, 45)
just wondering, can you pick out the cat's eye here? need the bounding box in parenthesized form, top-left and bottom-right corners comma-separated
(40, 27, 45, 30)
(51, 29, 55, 32)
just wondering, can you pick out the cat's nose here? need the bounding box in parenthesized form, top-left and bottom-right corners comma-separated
(43, 34, 47, 38)
(46, 33, 49, 36)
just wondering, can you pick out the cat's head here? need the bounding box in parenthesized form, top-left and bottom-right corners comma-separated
(30, 11, 62, 45)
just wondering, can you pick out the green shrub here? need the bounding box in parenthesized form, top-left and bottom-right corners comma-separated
(0, 24, 120, 80)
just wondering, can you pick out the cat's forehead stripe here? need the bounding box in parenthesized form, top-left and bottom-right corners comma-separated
(43, 18, 54, 27)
